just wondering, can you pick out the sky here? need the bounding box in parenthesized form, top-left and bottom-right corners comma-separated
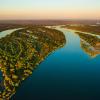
(0, 0, 100, 20)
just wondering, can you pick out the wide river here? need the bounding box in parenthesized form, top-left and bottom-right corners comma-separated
(1, 27, 100, 100)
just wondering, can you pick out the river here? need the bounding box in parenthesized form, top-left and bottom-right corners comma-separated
(10, 27, 100, 100)
(0, 28, 22, 39)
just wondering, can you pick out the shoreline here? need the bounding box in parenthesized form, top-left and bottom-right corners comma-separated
(61, 26, 100, 38)
(0, 26, 66, 99)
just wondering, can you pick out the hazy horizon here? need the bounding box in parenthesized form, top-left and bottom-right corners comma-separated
(0, 0, 100, 20)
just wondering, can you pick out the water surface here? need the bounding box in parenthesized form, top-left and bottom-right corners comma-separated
(5, 27, 100, 100)
(0, 28, 22, 39)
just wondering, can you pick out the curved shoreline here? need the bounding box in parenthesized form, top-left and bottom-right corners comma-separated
(62, 28, 100, 39)
(0, 26, 66, 99)
(0, 28, 23, 39)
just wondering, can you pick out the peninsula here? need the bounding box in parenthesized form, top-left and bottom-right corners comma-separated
(0, 26, 66, 99)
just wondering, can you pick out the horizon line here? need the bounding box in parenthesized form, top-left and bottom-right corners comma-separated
(0, 18, 100, 21)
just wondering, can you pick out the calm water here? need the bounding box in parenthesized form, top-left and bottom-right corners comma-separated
(11, 27, 100, 100)
(1, 27, 100, 100)
(0, 28, 22, 39)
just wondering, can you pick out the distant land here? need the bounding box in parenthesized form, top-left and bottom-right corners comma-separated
(0, 19, 99, 25)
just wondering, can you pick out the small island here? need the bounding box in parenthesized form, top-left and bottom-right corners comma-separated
(0, 26, 66, 99)
(75, 32, 100, 57)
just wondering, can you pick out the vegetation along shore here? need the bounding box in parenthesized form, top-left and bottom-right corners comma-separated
(0, 26, 66, 99)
